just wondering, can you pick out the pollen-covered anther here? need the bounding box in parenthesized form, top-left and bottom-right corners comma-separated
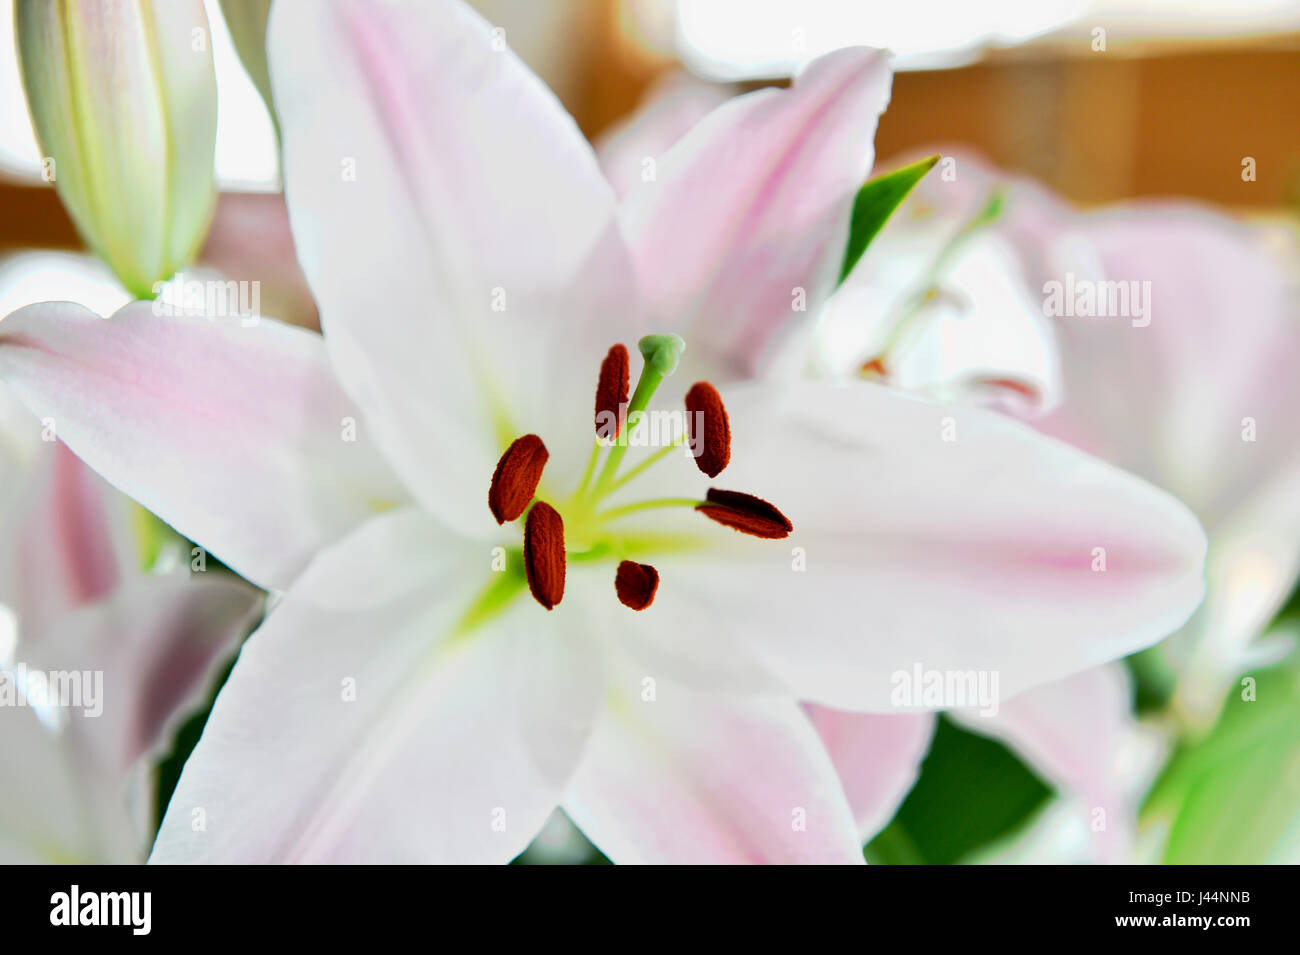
(696, 488, 793, 540)
(488, 434, 548, 524)
(860, 356, 888, 377)
(614, 560, 659, 611)
(594, 343, 630, 441)
(684, 381, 730, 478)
(523, 501, 566, 610)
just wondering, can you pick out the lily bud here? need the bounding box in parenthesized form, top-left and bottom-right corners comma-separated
(16, 0, 218, 298)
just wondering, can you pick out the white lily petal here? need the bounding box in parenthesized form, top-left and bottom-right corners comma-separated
(0, 702, 138, 863)
(149, 508, 602, 863)
(0, 301, 408, 591)
(623, 380, 1205, 710)
(564, 658, 862, 864)
(596, 72, 733, 199)
(268, 0, 622, 536)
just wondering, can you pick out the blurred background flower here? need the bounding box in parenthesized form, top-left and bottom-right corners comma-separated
(0, 384, 261, 862)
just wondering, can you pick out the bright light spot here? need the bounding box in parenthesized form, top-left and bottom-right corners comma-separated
(675, 0, 1087, 77)
(205, 0, 280, 191)
(0, 604, 17, 664)
(671, 0, 1300, 78)
(1217, 548, 1284, 649)
(0, 251, 133, 318)
(1082, 0, 1300, 36)
(0, 0, 39, 178)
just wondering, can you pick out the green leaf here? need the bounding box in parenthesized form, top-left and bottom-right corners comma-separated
(837, 154, 940, 286)
(1143, 664, 1300, 863)
(1127, 645, 1180, 715)
(864, 716, 1053, 864)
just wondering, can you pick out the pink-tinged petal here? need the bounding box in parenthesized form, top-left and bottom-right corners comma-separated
(564, 664, 862, 864)
(149, 509, 603, 863)
(596, 72, 734, 199)
(30, 569, 262, 776)
(0, 301, 408, 591)
(1033, 208, 1300, 723)
(619, 47, 892, 378)
(0, 703, 139, 863)
(1037, 206, 1300, 526)
(625, 380, 1205, 710)
(805, 706, 935, 841)
(268, 0, 621, 537)
(951, 665, 1154, 864)
(0, 440, 120, 638)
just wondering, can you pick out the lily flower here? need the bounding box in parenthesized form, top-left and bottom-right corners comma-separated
(812, 149, 1069, 413)
(0, 0, 1206, 863)
(0, 391, 260, 862)
(819, 164, 1300, 861)
(1033, 207, 1300, 729)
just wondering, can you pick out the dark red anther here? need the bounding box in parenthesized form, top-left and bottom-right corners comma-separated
(595, 344, 630, 441)
(488, 434, 549, 524)
(614, 560, 659, 611)
(684, 381, 730, 478)
(696, 488, 793, 540)
(523, 501, 566, 610)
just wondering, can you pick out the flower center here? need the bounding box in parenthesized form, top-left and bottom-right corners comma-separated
(473, 334, 792, 620)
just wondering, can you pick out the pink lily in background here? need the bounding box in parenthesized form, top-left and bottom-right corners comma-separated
(0, 389, 260, 862)
(828, 165, 1299, 860)
(1033, 206, 1300, 729)
(0, 0, 1206, 863)
(810, 149, 1070, 412)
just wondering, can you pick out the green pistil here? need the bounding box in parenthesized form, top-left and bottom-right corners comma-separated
(589, 334, 686, 499)
(638, 333, 686, 376)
